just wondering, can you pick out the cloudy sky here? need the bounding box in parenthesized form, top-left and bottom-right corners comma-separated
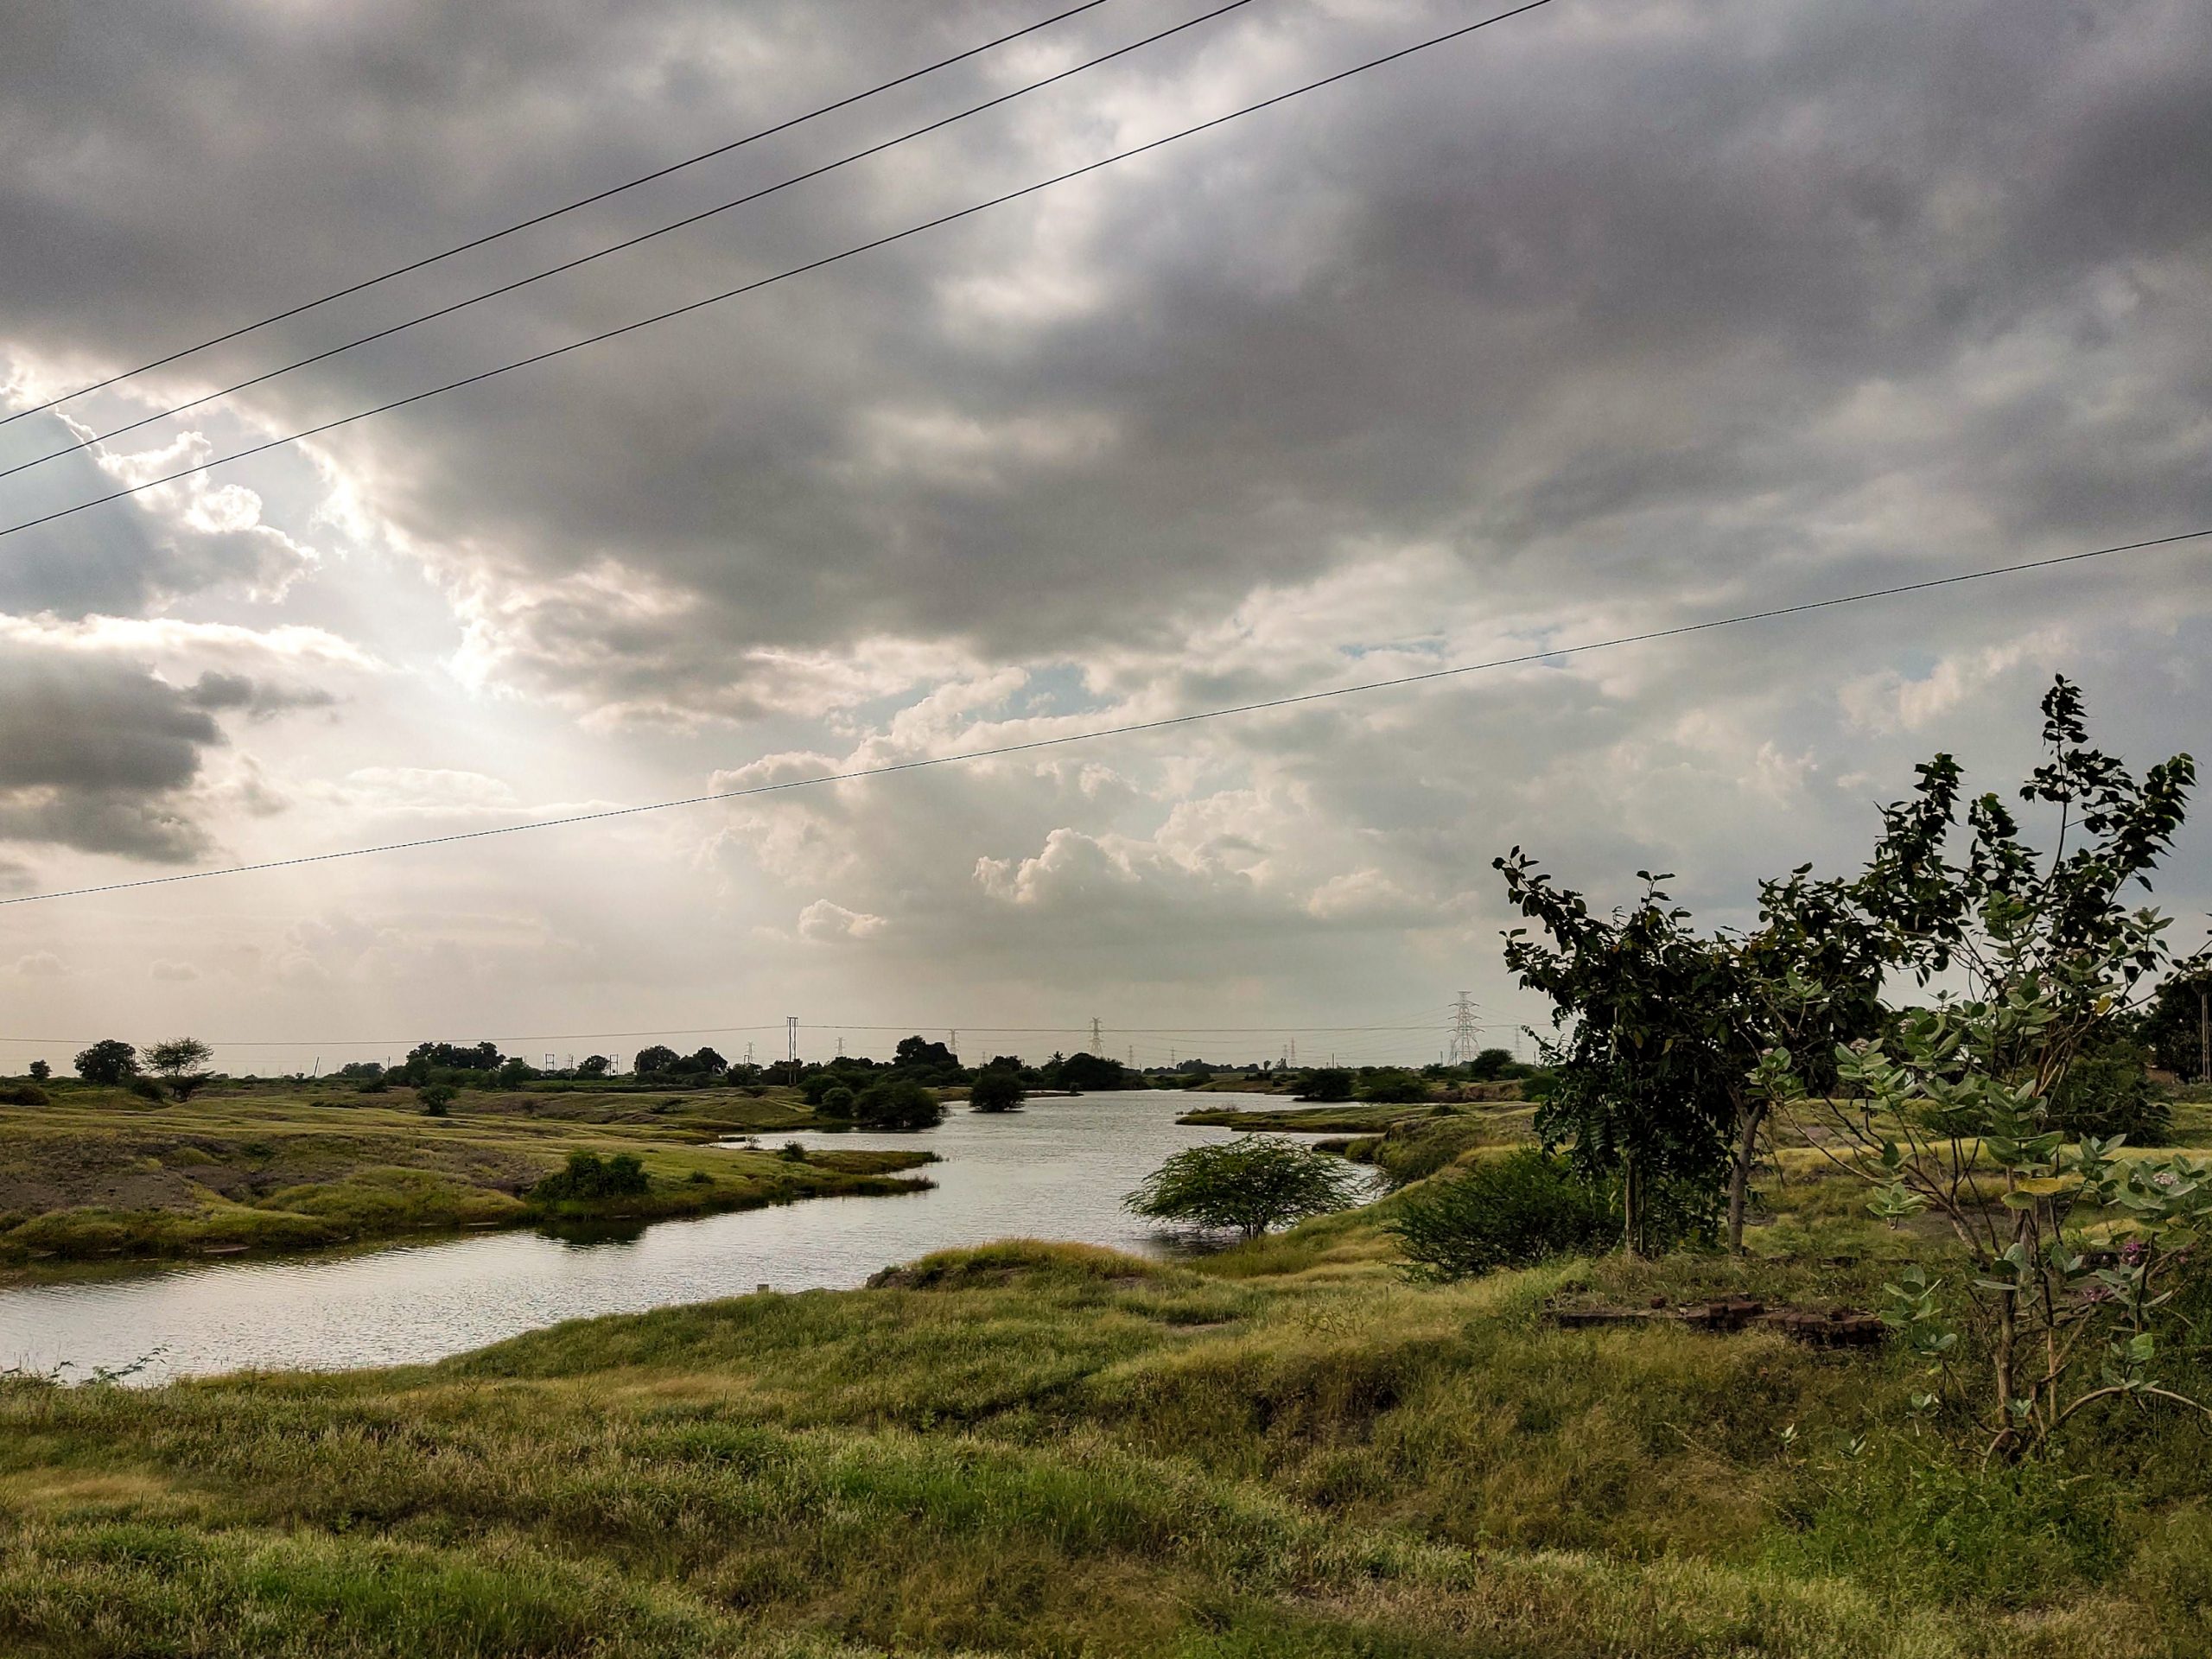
(1, 0, 2207, 1074)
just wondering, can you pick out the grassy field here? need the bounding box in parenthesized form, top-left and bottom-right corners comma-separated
(0, 1083, 930, 1273)
(3, 1091, 2210, 1657)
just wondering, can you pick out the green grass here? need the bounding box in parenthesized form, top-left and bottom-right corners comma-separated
(0, 1085, 927, 1272)
(4, 1101, 2209, 1656)
(1178, 1103, 1435, 1133)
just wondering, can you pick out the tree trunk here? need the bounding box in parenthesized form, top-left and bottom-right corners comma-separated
(1726, 1096, 1767, 1255)
(1621, 1154, 1641, 1259)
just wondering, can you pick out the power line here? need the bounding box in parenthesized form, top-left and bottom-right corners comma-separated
(0, 0, 1255, 484)
(0, 0, 1113, 432)
(2, 525, 2199, 910)
(0, 0, 1558, 543)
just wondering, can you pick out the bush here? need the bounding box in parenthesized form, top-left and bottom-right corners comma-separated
(419, 1084, 455, 1117)
(819, 1085, 856, 1118)
(1295, 1068, 1353, 1102)
(127, 1077, 165, 1102)
(968, 1070, 1027, 1113)
(2048, 1044, 2170, 1145)
(1125, 1136, 1363, 1239)
(531, 1150, 651, 1204)
(0, 1083, 50, 1106)
(1387, 1148, 1616, 1281)
(1356, 1069, 1429, 1103)
(779, 1141, 807, 1161)
(854, 1079, 945, 1132)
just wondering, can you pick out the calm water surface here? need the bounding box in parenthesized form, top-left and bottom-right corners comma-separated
(0, 1090, 1312, 1384)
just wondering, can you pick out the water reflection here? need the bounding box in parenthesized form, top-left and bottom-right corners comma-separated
(0, 1090, 1316, 1383)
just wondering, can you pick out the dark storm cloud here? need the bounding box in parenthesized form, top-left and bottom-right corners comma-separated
(1, 0, 2208, 720)
(183, 670, 336, 721)
(0, 646, 230, 860)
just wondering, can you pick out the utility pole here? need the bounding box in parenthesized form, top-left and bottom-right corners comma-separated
(745, 1041, 753, 1068)
(786, 1016, 798, 1066)
(836, 1036, 844, 1059)
(1449, 991, 1479, 1066)
(950, 1029, 957, 1058)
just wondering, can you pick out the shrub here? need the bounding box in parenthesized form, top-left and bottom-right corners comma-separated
(1387, 1148, 1615, 1281)
(819, 1086, 856, 1118)
(1356, 1069, 1429, 1103)
(2048, 1043, 2170, 1145)
(358, 1077, 389, 1095)
(531, 1150, 650, 1204)
(0, 1083, 49, 1106)
(779, 1141, 807, 1161)
(854, 1079, 945, 1131)
(1125, 1136, 1363, 1240)
(419, 1084, 456, 1117)
(968, 1070, 1026, 1113)
(127, 1077, 165, 1102)
(1296, 1068, 1353, 1102)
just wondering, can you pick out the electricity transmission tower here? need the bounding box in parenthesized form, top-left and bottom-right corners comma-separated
(1448, 992, 1480, 1065)
(1090, 1016, 1103, 1052)
(785, 1017, 798, 1065)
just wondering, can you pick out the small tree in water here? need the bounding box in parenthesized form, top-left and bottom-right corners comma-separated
(968, 1069, 1026, 1113)
(1125, 1137, 1362, 1241)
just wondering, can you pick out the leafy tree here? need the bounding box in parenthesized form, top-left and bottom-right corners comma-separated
(576, 1054, 611, 1077)
(144, 1037, 214, 1102)
(2134, 964, 2212, 1082)
(73, 1039, 139, 1085)
(2046, 1036, 2169, 1144)
(1467, 1048, 1517, 1082)
(1125, 1136, 1363, 1240)
(1054, 1052, 1126, 1091)
(632, 1045, 681, 1077)
(405, 1040, 502, 1072)
(819, 1085, 856, 1118)
(496, 1058, 540, 1086)
(1497, 847, 1893, 1255)
(1296, 1068, 1353, 1102)
(894, 1035, 957, 1070)
(1778, 677, 2203, 1459)
(1497, 859, 1744, 1256)
(686, 1046, 728, 1077)
(1389, 1149, 1616, 1280)
(28, 1060, 50, 1082)
(854, 1078, 944, 1131)
(968, 1069, 1026, 1113)
(419, 1084, 455, 1117)
(1355, 1069, 1429, 1104)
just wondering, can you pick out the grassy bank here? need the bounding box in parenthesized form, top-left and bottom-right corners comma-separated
(1176, 1102, 1436, 1133)
(0, 1085, 929, 1272)
(4, 1127, 2211, 1656)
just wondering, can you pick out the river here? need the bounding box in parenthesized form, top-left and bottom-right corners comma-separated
(0, 1090, 1325, 1384)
